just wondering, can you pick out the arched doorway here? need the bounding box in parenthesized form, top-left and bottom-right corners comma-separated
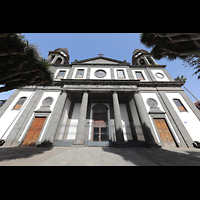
(92, 104, 109, 142)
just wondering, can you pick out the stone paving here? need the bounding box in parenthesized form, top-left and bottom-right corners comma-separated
(1, 146, 200, 166)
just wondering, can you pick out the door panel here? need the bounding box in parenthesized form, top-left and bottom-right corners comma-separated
(154, 118, 176, 147)
(101, 127, 108, 141)
(93, 127, 100, 141)
(22, 117, 46, 146)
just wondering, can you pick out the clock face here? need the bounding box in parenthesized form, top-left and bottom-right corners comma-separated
(147, 98, 158, 107)
(156, 72, 164, 79)
(95, 70, 107, 78)
(42, 97, 53, 107)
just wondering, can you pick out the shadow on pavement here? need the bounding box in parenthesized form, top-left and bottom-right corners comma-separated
(102, 147, 200, 166)
(1, 145, 200, 166)
(0, 146, 53, 162)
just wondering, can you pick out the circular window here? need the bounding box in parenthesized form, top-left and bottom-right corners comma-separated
(147, 98, 158, 107)
(95, 70, 107, 78)
(42, 97, 53, 107)
(155, 72, 164, 79)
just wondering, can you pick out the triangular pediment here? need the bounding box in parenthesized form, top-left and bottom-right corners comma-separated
(71, 56, 129, 65)
(84, 58, 118, 64)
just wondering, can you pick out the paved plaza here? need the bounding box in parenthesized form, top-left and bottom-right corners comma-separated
(1, 146, 200, 166)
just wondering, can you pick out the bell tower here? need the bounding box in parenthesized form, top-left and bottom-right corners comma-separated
(47, 48, 70, 64)
(132, 49, 157, 65)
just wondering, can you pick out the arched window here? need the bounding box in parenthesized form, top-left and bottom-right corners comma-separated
(13, 97, 27, 110)
(92, 104, 108, 121)
(55, 57, 62, 64)
(146, 56, 155, 65)
(51, 55, 55, 63)
(173, 99, 187, 112)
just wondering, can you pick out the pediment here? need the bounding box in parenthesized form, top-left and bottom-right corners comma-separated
(71, 56, 129, 65)
(84, 58, 118, 64)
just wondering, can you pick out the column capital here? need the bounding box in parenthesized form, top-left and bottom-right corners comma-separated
(134, 90, 140, 95)
(112, 90, 118, 94)
(82, 90, 90, 95)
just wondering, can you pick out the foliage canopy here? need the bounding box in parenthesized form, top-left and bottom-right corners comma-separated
(140, 33, 200, 79)
(0, 33, 54, 93)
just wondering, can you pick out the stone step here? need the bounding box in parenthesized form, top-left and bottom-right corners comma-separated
(53, 141, 73, 147)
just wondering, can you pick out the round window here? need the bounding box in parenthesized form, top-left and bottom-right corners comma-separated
(95, 70, 107, 78)
(42, 97, 53, 106)
(155, 72, 165, 79)
(147, 98, 158, 107)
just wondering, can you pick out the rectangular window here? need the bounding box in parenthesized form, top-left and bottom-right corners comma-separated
(76, 69, 84, 78)
(13, 97, 27, 110)
(135, 71, 145, 80)
(56, 71, 66, 79)
(117, 70, 125, 79)
(173, 99, 187, 112)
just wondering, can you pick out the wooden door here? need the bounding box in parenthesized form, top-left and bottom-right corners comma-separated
(22, 117, 46, 146)
(154, 118, 176, 147)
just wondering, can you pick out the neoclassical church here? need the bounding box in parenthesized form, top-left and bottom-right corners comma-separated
(1, 48, 200, 148)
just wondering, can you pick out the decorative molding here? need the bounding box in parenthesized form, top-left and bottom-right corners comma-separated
(34, 106, 51, 113)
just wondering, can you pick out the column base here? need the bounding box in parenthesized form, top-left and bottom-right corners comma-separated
(112, 141, 128, 148)
(146, 142, 162, 148)
(115, 129, 125, 142)
(73, 140, 85, 145)
(72, 144, 85, 148)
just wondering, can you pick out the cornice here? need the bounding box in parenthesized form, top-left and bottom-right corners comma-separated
(59, 79, 183, 87)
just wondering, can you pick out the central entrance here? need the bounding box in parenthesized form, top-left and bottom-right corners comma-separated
(92, 104, 109, 142)
(93, 113, 108, 141)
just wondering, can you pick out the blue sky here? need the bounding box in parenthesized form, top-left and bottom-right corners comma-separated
(0, 33, 199, 102)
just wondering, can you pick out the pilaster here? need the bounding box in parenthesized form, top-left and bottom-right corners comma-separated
(43, 91, 68, 143)
(134, 91, 160, 147)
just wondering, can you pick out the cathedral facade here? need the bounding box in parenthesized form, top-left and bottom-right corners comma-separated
(1, 48, 200, 148)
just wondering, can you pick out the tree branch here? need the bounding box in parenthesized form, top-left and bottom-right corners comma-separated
(0, 33, 9, 38)
(0, 68, 39, 82)
(0, 50, 26, 57)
